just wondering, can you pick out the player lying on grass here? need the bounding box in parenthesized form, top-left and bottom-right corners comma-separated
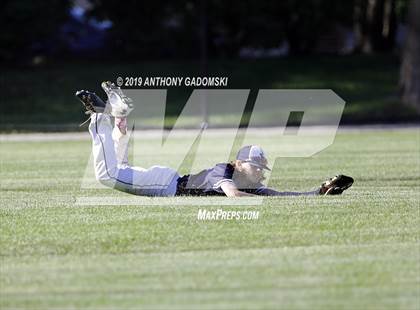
(75, 82, 354, 197)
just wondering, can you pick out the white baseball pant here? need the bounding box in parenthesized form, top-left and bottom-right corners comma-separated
(88, 113, 179, 196)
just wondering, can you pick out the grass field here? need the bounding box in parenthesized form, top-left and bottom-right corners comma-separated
(1, 128, 419, 309)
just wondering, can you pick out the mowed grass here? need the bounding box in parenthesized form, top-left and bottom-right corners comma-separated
(0, 129, 419, 309)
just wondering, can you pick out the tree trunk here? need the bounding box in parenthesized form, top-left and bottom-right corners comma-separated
(363, 0, 386, 53)
(382, 0, 397, 50)
(354, 0, 396, 53)
(353, 0, 366, 51)
(400, 0, 420, 112)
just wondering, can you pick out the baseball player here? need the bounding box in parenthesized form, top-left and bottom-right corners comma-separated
(75, 82, 354, 197)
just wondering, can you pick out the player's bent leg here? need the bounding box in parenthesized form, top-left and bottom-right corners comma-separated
(112, 119, 130, 167)
(123, 165, 180, 197)
(89, 113, 119, 183)
(89, 113, 179, 196)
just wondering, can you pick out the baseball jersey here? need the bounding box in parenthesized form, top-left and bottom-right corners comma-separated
(176, 163, 266, 196)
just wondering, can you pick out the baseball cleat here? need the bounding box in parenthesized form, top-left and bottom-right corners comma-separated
(75, 90, 110, 126)
(75, 90, 108, 113)
(101, 81, 134, 117)
(319, 174, 354, 195)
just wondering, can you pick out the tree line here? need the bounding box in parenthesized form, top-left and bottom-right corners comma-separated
(0, 0, 410, 61)
(1, 0, 417, 110)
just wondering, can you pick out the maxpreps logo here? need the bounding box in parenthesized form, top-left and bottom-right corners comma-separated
(197, 209, 260, 221)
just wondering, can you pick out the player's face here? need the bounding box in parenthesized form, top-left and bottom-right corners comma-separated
(240, 162, 266, 183)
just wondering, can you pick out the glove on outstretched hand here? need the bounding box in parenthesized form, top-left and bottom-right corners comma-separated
(319, 175, 354, 195)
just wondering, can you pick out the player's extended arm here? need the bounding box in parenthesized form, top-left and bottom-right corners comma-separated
(220, 182, 257, 197)
(255, 187, 320, 196)
(252, 174, 354, 196)
(256, 174, 354, 196)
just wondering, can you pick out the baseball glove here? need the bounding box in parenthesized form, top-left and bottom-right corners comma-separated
(319, 175, 354, 195)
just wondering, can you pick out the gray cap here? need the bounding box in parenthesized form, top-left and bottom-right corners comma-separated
(236, 145, 271, 171)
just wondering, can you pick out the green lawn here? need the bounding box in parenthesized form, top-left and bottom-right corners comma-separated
(0, 129, 419, 309)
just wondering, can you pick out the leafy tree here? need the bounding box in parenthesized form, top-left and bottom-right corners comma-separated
(0, 1, 69, 62)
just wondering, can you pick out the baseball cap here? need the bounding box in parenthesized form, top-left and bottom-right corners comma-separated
(236, 145, 271, 171)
